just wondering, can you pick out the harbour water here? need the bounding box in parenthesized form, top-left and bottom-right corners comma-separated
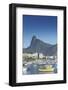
(23, 59, 57, 75)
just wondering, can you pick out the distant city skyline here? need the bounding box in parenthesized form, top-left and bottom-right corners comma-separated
(23, 15, 57, 48)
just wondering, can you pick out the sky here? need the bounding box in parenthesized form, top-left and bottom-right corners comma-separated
(23, 15, 57, 48)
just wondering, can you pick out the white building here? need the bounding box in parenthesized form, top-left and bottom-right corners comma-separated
(23, 52, 45, 59)
(39, 53, 44, 58)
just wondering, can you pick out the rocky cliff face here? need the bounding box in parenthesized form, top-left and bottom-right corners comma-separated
(23, 36, 57, 56)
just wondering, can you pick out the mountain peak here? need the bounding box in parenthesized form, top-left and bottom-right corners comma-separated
(30, 36, 37, 48)
(32, 35, 36, 40)
(23, 36, 57, 56)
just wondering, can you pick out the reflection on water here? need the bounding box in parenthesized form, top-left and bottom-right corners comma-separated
(23, 59, 57, 75)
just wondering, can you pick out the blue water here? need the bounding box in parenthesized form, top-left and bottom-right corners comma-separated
(23, 63, 57, 75)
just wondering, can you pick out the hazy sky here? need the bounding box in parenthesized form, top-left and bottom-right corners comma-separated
(23, 15, 57, 48)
